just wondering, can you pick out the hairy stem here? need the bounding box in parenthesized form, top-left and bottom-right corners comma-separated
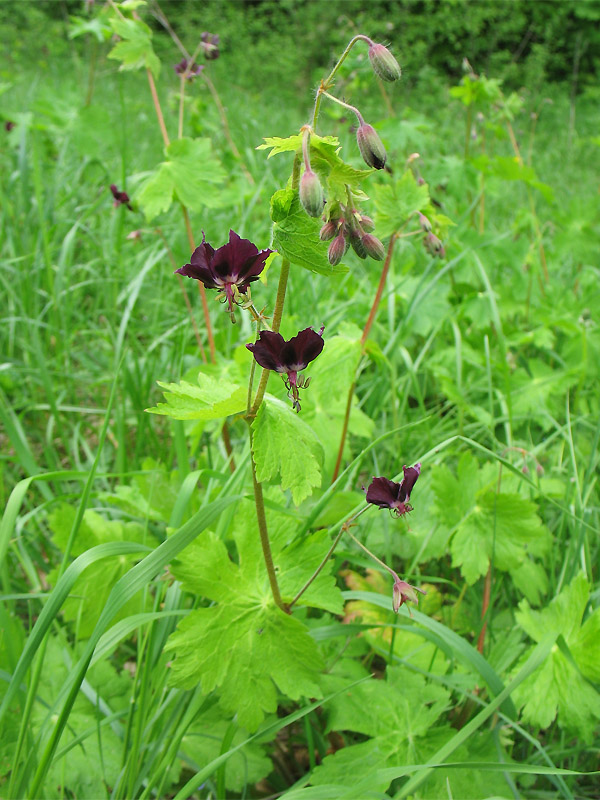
(312, 34, 371, 129)
(146, 68, 170, 148)
(346, 528, 398, 581)
(331, 233, 398, 482)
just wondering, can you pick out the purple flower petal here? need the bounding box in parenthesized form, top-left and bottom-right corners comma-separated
(366, 477, 402, 509)
(246, 331, 286, 372)
(282, 327, 325, 371)
(399, 463, 421, 502)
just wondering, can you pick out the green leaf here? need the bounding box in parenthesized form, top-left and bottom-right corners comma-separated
(433, 453, 550, 585)
(252, 395, 324, 505)
(513, 574, 600, 741)
(47, 505, 151, 637)
(374, 171, 430, 237)
(147, 372, 246, 421)
(271, 188, 348, 276)
(134, 138, 226, 222)
(108, 16, 160, 78)
(257, 132, 339, 158)
(135, 164, 174, 221)
(167, 538, 324, 732)
(68, 15, 112, 42)
(303, 323, 374, 475)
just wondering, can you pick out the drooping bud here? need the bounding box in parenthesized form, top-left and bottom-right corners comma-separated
(299, 170, 324, 218)
(319, 219, 339, 241)
(349, 227, 368, 259)
(418, 213, 432, 233)
(356, 123, 387, 170)
(328, 232, 346, 266)
(423, 232, 445, 258)
(368, 43, 402, 82)
(362, 233, 386, 261)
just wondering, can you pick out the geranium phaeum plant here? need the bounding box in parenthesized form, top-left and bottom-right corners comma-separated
(110, 183, 132, 209)
(246, 327, 324, 411)
(366, 463, 421, 516)
(176, 229, 273, 320)
(174, 58, 204, 79)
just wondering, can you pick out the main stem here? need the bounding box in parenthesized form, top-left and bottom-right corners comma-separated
(312, 34, 371, 129)
(249, 430, 286, 611)
(331, 233, 398, 482)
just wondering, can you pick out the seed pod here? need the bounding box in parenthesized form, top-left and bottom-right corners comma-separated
(299, 170, 324, 218)
(349, 228, 368, 259)
(362, 234, 386, 261)
(356, 123, 387, 170)
(319, 220, 338, 241)
(328, 232, 346, 266)
(368, 43, 402, 82)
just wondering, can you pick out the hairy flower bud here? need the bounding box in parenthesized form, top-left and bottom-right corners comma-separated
(362, 233, 386, 261)
(418, 213, 432, 233)
(356, 123, 387, 170)
(328, 232, 346, 266)
(359, 214, 375, 232)
(424, 232, 445, 258)
(299, 170, 324, 218)
(349, 227, 368, 259)
(368, 43, 402, 82)
(319, 220, 339, 241)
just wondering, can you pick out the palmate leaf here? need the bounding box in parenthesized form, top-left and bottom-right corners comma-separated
(513, 573, 600, 741)
(257, 132, 339, 158)
(432, 453, 550, 590)
(252, 394, 324, 505)
(374, 170, 430, 237)
(271, 188, 348, 276)
(108, 16, 160, 78)
(166, 516, 341, 728)
(134, 138, 226, 221)
(147, 372, 246, 421)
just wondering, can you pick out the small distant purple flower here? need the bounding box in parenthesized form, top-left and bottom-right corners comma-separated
(366, 463, 421, 516)
(5, 120, 15, 132)
(174, 58, 204, 80)
(175, 229, 272, 319)
(393, 579, 426, 614)
(246, 327, 324, 411)
(110, 184, 132, 210)
(200, 32, 220, 60)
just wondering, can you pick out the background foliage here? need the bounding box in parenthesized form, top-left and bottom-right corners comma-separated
(1, 0, 599, 798)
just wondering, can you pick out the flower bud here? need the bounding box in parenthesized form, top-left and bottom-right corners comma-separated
(349, 228, 368, 259)
(424, 232, 445, 258)
(359, 214, 375, 232)
(418, 213, 432, 233)
(368, 43, 402, 82)
(328, 232, 346, 266)
(299, 170, 324, 218)
(356, 123, 387, 170)
(319, 220, 338, 241)
(362, 233, 386, 261)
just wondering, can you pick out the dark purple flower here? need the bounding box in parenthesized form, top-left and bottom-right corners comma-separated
(174, 58, 204, 80)
(110, 184, 132, 210)
(175, 229, 272, 319)
(365, 463, 421, 516)
(246, 326, 324, 411)
(200, 32, 220, 60)
(5, 120, 15, 132)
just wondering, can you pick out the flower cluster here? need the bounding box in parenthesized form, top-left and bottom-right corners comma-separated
(321, 206, 385, 265)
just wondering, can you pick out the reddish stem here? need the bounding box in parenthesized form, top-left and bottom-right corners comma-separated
(331, 233, 397, 483)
